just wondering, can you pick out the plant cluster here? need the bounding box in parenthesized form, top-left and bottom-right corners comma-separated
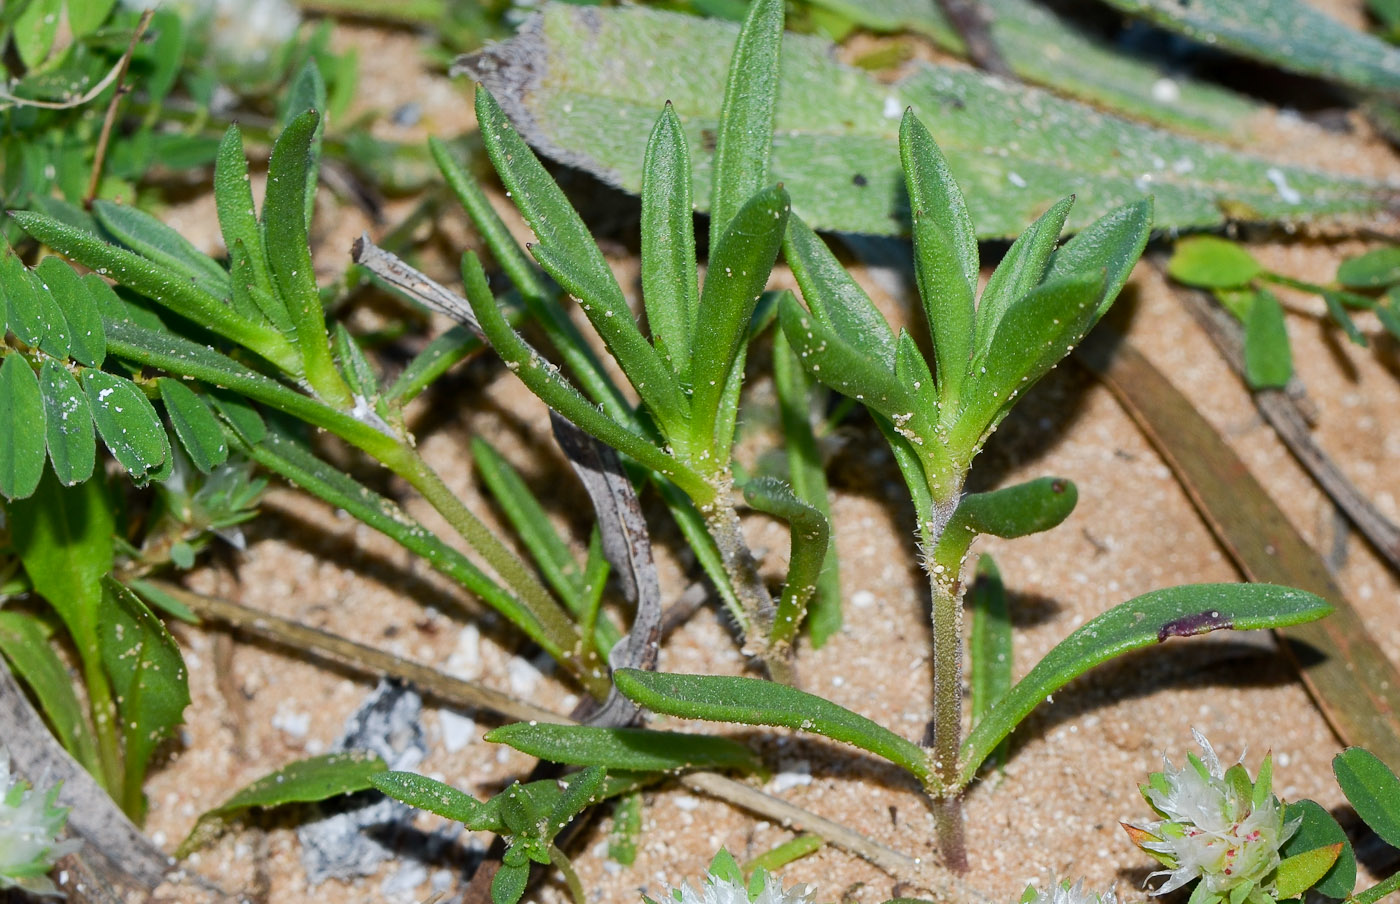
(0, 0, 1389, 901)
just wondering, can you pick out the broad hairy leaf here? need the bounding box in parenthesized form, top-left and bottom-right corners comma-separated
(99, 578, 190, 818)
(1099, 0, 1400, 97)
(461, 4, 1391, 238)
(959, 583, 1331, 783)
(177, 752, 387, 857)
(0, 609, 100, 775)
(0, 354, 46, 500)
(1334, 747, 1400, 848)
(614, 669, 932, 786)
(1280, 799, 1355, 900)
(40, 358, 95, 486)
(487, 722, 762, 774)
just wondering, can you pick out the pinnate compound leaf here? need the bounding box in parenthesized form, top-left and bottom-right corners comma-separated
(82, 369, 170, 481)
(1097, 0, 1400, 97)
(35, 257, 105, 367)
(0, 355, 47, 500)
(614, 669, 932, 785)
(40, 359, 96, 486)
(1280, 799, 1355, 900)
(0, 609, 100, 774)
(1243, 289, 1292, 389)
(177, 752, 388, 857)
(486, 723, 762, 774)
(157, 378, 228, 474)
(1167, 236, 1263, 289)
(369, 771, 495, 828)
(1338, 246, 1400, 288)
(1334, 747, 1400, 848)
(959, 583, 1330, 782)
(463, 5, 1388, 239)
(2, 249, 52, 349)
(100, 577, 190, 818)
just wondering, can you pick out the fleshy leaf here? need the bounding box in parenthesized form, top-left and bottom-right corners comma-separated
(369, 771, 495, 829)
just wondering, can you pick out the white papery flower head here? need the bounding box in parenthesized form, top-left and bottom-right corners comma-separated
(1020, 878, 1117, 904)
(118, 0, 300, 71)
(1124, 730, 1299, 904)
(0, 748, 80, 897)
(648, 850, 814, 904)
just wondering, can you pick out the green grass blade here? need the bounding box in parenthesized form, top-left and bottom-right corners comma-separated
(708, 0, 784, 249)
(966, 557, 1011, 770)
(384, 324, 483, 404)
(641, 104, 700, 377)
(901, 110, 976, 408)
(614, 669, 932, 786)
(689, 184, 789, 459)
(486, 723, 762, 774)
(959, 583, 1331, 784)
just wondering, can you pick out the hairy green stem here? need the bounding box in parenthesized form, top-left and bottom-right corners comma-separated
(548, 844, 587, 904)
(702, 495, 795, 684)
(1356, 870, 1400, 904)
(930, 796, 968, 873)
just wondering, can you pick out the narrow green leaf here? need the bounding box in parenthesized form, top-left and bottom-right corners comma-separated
(215, 127, 279, 315)
(0, 609, 100, 775)
(967, 557, 1011, 739)
(945, 477, 1078, 549)
(1098, 0, 1400, 96)
(742, 476, 829, 649)
(228, 239, 288, 329)
(776, 293, 922, 430)
(177, 752, 387, 857)
(1167, 236, 1263, 290)
(10, 211, 297, 372)
(492, 861, 529, 904)
(782, 214, 895, 370)
(82, 369, 169, 481)
(460, 252, 707, 501)
(1334, 747, 1400, 848)
(546, 766, 608, 829)
(278, 61, 327, 227)
(614, 669, 932, 785)
(475, 88, 685, 428)
(125, 578, 199, 624)
(68, 0, 117, 35)
(35, 257, 105, 367)
(384, 324, 482, 404)
(1045, 200, 1153, 319)
(488, 723, 766, 774)
(772, 326, 840, 647)
(206, 387, 266, 444)
(330, 323, 380, 401)
(894, 330, 937, 413)
(39, 359, 95, 486)
(8, 470, 114, 666)
(93, 201, 231, 300)
(959, 583, 1331, 784)
(901, 110, 976, 406)
(0, 354, 47, 500)
(100, 578, 190, 819)
(975, 196, 1074, 362)
(1243, 289, 1292, 389)
(708, 0, 783, 248)
(641, 103, 700, 376)
(157, 378, 228, 474)
(1323, 291, 1368, 347)
(690, 184, 790, 456)
(956, 272, 1105, 453)
(608, 792, 643, 866)
(369, 771, 494, 828)
(1280, 799, 1356, 900)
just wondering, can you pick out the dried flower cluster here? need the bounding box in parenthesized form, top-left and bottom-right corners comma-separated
(0, 748, 78, 897)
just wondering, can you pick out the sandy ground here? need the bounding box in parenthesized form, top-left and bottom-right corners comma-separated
(75, 8, 1400, 904)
